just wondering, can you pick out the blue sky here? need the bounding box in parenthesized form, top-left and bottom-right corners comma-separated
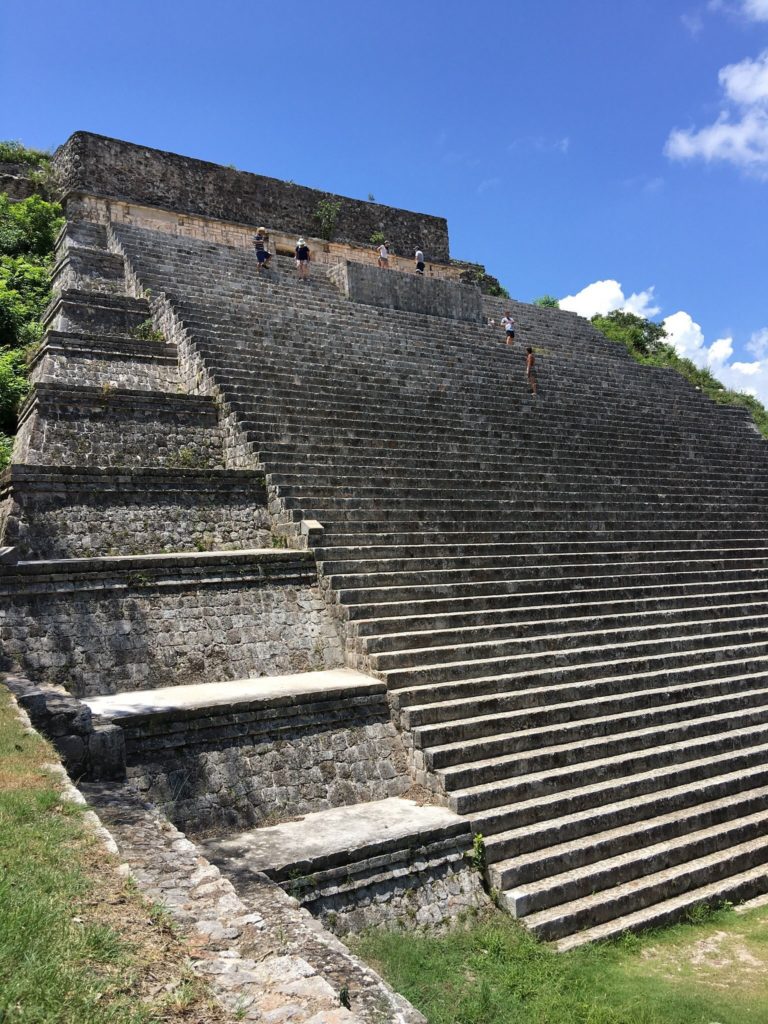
(2, 0, 768, 397)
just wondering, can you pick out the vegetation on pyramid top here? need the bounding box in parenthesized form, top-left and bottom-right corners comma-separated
(0, 140, 52, 167)
(592, 310, 768, 439)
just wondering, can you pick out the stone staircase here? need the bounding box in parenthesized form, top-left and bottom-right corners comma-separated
(108, 222, 768, 947)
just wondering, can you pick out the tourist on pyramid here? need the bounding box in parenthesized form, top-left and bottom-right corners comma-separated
(253, 227, 272, 272)
(526, 347, 538, 397)
(501, 311, 516, 344)
(295, 237, 311, 279)
(415, 248, 425, 275)
(377, 241, 390, 268)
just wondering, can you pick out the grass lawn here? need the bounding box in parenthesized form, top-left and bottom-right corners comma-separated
(354, 901, 768, 1024)
(0, 688, 227, 1024)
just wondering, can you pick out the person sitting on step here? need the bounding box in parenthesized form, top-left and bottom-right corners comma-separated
(253, 227, 272, 272)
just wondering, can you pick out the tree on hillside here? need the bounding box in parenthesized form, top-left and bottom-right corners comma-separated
(591, 309, 768, 439)
(591, 309, 667, 357)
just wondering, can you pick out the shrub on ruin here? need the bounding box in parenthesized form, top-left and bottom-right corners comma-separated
(533, 294, 560, 308)
(0, 140, 52, 166)
(592, 309, 768, 438)
(314, 198, 342, 241)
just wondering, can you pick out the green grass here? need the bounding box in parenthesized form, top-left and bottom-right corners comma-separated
(354, 905, 768, 1024)
(0, 688, 225, 1023)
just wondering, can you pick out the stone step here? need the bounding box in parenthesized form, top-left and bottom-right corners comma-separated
(199, 797, 468, 883)
(503, 805, 768, 918)
(522, 832, 768, 941)
(361, 596, 768, 655)
(465, 723, 768, 832)
(398, 645, 768, 727)
(482, 746, 768, 864)
(489, 784, 768, 894)
(340, 563, 768, 611)
(425, 663, 768, 770)
(553, 863, 768, 950)
(374, 610, 768, 676)
(385, 622, 768, 688)
(412, 670, 768, 751)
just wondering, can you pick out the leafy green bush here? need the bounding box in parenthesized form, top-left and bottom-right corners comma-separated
(0, 431, 13, 470)
(0, 347, 31, 434)
(0, 194, 63, 259)
(592, 310, 768, 438)
(0, 191, 62, 443)
(0, 141, 51, 167)
(370, 230, 386, 245)
(533, 294, 560, 308)
(314, 198, 342, 241)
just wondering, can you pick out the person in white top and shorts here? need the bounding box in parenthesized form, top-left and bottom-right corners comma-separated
(377, 242, 390, 268)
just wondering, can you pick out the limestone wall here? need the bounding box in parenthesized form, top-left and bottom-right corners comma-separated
(14, 385, 224, 469)
(1, 465, 270, 558)
(121, 687, 409, 833)
(29, 334, 180, 391)
(293, 834, 487, 936)
(54, 132, 451, 261)
(330, 260, 483, 323)
(0, 552, 343, 696)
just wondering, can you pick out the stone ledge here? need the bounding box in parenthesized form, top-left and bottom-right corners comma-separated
(86, 669, 385, 723)
(17, 382, 217, 428)
(0, 548, 315, 596)
(204, 798, 468, 881)
(28, 330, 177, 369)
(0, 463, 266, 501)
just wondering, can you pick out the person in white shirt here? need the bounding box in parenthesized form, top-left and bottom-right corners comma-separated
(377, 242, 390, 268)
(500, 312, 516, 345)
(415, 248, 425, 275)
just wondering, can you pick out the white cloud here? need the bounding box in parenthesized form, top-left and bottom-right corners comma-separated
(476, 177, 501, 195)
(665, 49, 768, 178)
(742, 0, 768, 20)
(559, 279, 660, 319)
(720, 51, 768, 104)
(707, 336, 734, 364)
(731, 359, 762, 374)
(562, 277, 768, 403)
(747, 326, 768, 357)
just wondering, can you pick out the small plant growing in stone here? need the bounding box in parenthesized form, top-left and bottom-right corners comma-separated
(370, 230, 386, 245)
(367, 193, 376, 202)
(133, 318, 164, 342)
(314, 197, 342, 241)
(287, 870, 315, 901)
(470, 832, 486, 872)
(127, 570, 151, 588)
(168, 447, 204, 469)
(100, 381, 113, 397)
(339, 984, 351, 1010)
(270, 534, 289, 549)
